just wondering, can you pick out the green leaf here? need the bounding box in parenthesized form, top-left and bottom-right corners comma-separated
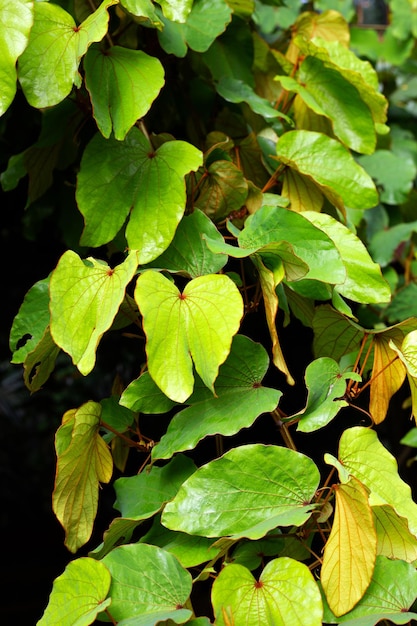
(84, 45, 164, 141)
(216, 77, 292, 122)
(101, 543, 192, 622)
(373, 505, 417, 563)
(278, 56, 376, 154)
(158, 0, 193, 21)
(322, 556, 417, 624)
(37, 557, 111, 626)
(76, 128, 202, 256)
(337, 427, 417, 538)
(194, 160, 248, 222)
(384, 283, 417, 324)
(295, 357, 350, 433)
(313, 305, 364, 361)
(162, 444, 320, 539)
(276, 130, 378, 210)
(358, 151, 417, 205)
(212, 558, 323, 626)
(18, 0, 118, 108)
(114, 455, 196, 520)
(50, 250, 138, 376)
(53, 401, 113, 552)
(302, 211, 391, 304)
(151, 335, 282, 459)
(23, 326, 60, 392)
(134, 271, 243, 402)
(369, 220, 417, 267)
(157, 0, 232, 57)
(120, 371, 177, 414)
(145, 210, 227, 277)
(100, 396, 135, 435)
(120, 0, 164, 28)
(0, 0, 34, 116)
(9, 277, 50, 364)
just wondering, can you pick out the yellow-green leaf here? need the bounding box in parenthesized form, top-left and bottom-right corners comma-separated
(53, 401, 113, 553)
(373, 505, 417, 563)
(321, 477, 377, 617)
(369, 332, 406, 424)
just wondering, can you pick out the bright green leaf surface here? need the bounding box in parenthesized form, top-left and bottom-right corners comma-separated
(338, 427, 417, 537)
(53, 401, 113, 553)
(212, 558, 323, 626)
(152, 335, 281, 459)
(0, 0, 34, 116)
(101, 543, 192, 621)
(120, 371, 177, 414)
(120, 0, 163, 28)
(276, 130, 379, 210)
(18, 0, 118, 108)
(50, 250, 138, 375)
(162, 444, 320, 538)
(117, 611, 192, 626)
(217, 77, 292, 122)
(134, 271, 243, 402)
(393, 330, 417, 377)
(84, 45, 164, 141)
(358, 150, 416, 205)
(322, 556, 417, 624)
(303, 211, 390, 304)
(114, 455, 196, 520)
(37, 557, 111, 626)
(158, 0, 193, 21)
(295, 357, 349, 432)
(373, 505, 417, 562)
(9, 277, 50, 363)
(76, 128, 202, 256)
(145, 210, 227, 277)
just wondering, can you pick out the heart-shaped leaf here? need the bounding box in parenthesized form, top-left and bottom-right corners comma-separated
(162, 444, 320, 539)
(151, 335, 282, 459)
(84, 45, 165, 141)
(53, 401, 113, 552)
(212, 558, 323, 626)
(18, 0, 118, 108)
(50, 250, 138, 375)
(37, 557, 111, 626)
(76, 128, 202, 255)
(321, 477, 377, 616)
(101, 543, 192, 622)
(134, 270, 243, 402)
(0, 0, 33, 115)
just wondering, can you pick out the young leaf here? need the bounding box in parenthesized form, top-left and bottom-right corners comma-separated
(321, 478, 377, 617)
(276, 130, 379, 210)
(50, 250, 138, 376)
(9, 277, 50, 364)
(212, 558, 323, 626)
(337, 427, 417, 538)
(151, 335, 282, 459)
(53, 401, 113, 553)
(76, 128, 202, 256)
(373, 505, 417, 563)
(0, 0, 33, 116)
(134, 270, 243, 402)
(84, 45, 165, 141)
(101, 543, 192, 622)
(162, 444, 320, 539)
(37, 557, 111, 626)
(18, 0, 118, 108)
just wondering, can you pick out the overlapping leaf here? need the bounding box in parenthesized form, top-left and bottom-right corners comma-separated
(76, 128, 202, 254)
(9, 277, 50, 364)
(0, 0, 33, 116)
(151, 335, 281, 459)
(18, 0, 118, 108)
(135, 270, 243, 402)
(194, 160, 249, 221)
(373, 505, 417, 562)
(120, 371, 177, 414)
(84, 45, 164, 141)
(120, 0, 163, 28)
(216, 77, 292, 122)
(321, 478, 377, 616)
(369, 331, 406, 424)
(23, 327, 60, 392)
(162, 444, 320, 539)
(101, 543, 192, 622)
(212, 558, 323, 626)
(53, 401, 113, 553)
(37, 557, 111, 626)
(50, 250, 138, 375)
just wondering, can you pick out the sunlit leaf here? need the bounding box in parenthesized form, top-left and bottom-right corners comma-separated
(37, 557, 111, 626)
(158, 0, 193, 21)
(369, 332, 406, 424)
(84, 45, 164, 141)
(134, 270, 243, 402)
(76, 128, 202, 255)
(373, 505, 417, 562)
(212, 558, 323, 626)
(282, 168, 324, 213)
(162, 444, 320, 539)
(321, 478, 377, 616)
(120, 0, 163, 28)
(101, 543, 192, 622)
(0, 0, 34, 116)
(23, 326, 60, 392)
(120, 371, 177, 414)
(50, 250, 138, 375)
(9, 277, 50, 364)
(53, 401, 113, 552)
(18, 0, 118, 108)
(151, 335, 282, 459)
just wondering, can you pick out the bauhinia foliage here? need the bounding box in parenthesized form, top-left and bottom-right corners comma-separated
(5, 0, 417, 623)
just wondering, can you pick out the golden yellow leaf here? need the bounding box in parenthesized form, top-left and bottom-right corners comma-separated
(369, 331, 406, 424)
